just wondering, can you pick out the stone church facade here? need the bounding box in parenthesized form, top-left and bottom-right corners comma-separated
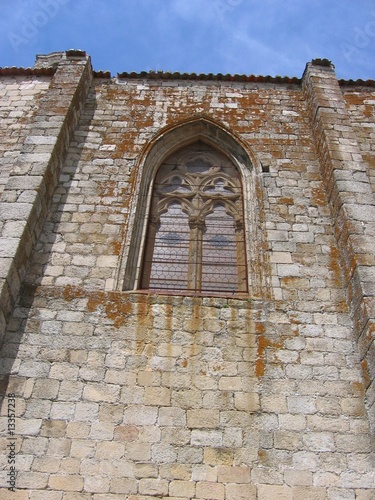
(0, 50, 374, 498)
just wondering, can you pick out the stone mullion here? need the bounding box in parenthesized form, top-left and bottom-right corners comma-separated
(187, 186, 205, 291)
(187, 220, 204, 291)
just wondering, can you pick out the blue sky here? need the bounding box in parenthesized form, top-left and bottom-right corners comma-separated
(1, 0, 375, 80)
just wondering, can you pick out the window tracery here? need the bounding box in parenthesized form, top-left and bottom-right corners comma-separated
(141, 142, 247, 293)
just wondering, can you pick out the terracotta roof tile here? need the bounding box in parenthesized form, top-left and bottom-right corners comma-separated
(114, 70, 375, 87)
(115, 70, 301, 84)
(0, 67, 56, 77)
(93, 70, 111, 78)
(339, 78, 375, 87)
(0, 65, 374, 88)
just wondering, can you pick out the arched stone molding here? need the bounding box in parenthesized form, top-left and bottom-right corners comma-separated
(116, 116, 270, 298)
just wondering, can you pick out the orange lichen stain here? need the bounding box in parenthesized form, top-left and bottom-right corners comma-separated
(344, 94, 364, 106)
(311, 187, 327, 207)
(135, 297, 151, 327)
(256, 322, 265, 335)
(164, 302, 175, 359)
(364, 154, 375, 168)
(255, 359, 266, 377)
(255, 335, 269, 378)
(104, 86, 123, 102)
(329, 246, 344, 288)
(87, 291, 134, 328)
(62, 285, 86, 302)
(98, 180, 116, 197)
(187, 300, 203, 332)
(279, 197, 294, 205)
(97, 181, 129, 211)
(288, 315, 302, 335)
(365, 322, 375, 343)
(164, 302, 173, 333)
(111, 241, 122, 255)
(258, 449, 268, 465)
(135, 298, 155, 356)
(113, 137, 138, 159)
(352, 381, 365, 397)
(181, 359, 188, 368)
(40, 286, 135, 328)
(361, 359, 371, 388)
(256, 331, 283, 378)
(364, 105, 373, 118)
(230, 302, 238, 322)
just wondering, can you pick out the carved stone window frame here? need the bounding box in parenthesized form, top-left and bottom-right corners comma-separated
(141, 143, 247, 292)
(116, 117, 270, 299)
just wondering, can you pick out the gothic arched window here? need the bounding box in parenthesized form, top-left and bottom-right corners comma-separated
(140, 142, 247, 293)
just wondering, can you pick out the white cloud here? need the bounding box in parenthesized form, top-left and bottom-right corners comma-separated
(170, 0, 219, 23)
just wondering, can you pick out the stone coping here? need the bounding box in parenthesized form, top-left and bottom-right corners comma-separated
(1, 65, 374, 88)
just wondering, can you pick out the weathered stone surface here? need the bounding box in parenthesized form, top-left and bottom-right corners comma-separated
(0, 53, 374, 498)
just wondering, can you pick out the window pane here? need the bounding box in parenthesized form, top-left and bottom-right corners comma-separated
(141, 142, 247, 293)
(147, 203, 190, 290)
(202, 206, 242, 292)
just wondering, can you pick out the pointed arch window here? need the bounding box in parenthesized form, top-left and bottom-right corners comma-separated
(140, 142, 247, 293)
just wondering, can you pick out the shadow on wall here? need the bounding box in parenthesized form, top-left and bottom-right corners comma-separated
(0, 83, 99, 408)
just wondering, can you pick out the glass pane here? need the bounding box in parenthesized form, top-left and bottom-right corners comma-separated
(141, 142, 247, 293)
(201, 205, 244, 292)
(148, 203, 190, 290)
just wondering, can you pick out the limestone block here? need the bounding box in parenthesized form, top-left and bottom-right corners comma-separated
(158, 407, 186, 426)
(191, 430, 222, 447)
(95, 442, 124, 461)
(298, 487, 332, 499)
(84, 475, 110, 493)
(70, 440, 95, 459)
(187, 409, 220, 429)
(48, 474, 84, 491)
(226, 483, 257, 499)
(40, 419, 67, 438)
(169, 479, 196, 498)
(144, 387, 171, 406)
(192, 464, 218, 482)
(151, 443, 178, 463)
(217, 465, 250, 483)
(196, 481, 225, 500)
(257, 485, 292, 500)
(83, 383, 120, 403)
(138, 478, 169, 496)
(303, 432, 335, 452)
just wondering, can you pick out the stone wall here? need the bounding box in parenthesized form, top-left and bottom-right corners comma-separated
(0, 75, 51, 196)
(343, 88, 375, 195)
(302, 63, 375, 431)
(0, 52, 374, 499)
(0, 52, 92, 345)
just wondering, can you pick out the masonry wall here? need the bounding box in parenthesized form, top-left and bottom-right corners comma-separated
(0, 75, 51, 196)
(343, 88, 375, 195)
(0, 53, 374, 499)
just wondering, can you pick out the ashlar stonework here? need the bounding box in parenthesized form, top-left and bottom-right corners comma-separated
(0, 51, 374, 498)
